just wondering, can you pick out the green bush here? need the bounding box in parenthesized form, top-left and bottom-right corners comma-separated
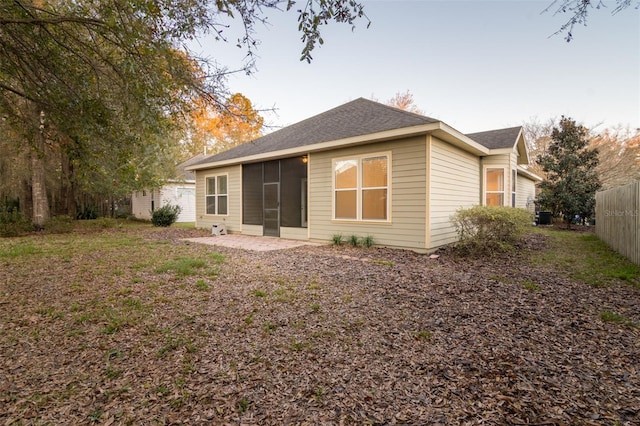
(45, 215, 75, 234)
(0, 209, 33, 237)
(451, 206, 533, 254)
(151, 204, 182, 227)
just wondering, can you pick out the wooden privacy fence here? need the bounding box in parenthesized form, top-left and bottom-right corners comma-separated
(595, 181, 640, 265)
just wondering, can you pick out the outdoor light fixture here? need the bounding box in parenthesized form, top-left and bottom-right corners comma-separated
(302, 156, 308, 164)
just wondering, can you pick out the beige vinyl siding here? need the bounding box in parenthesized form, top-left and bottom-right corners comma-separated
(280, 227, 308, 240)
(309, 136, 427, 251)
(194, 165, 241, 232)
(429, 137, 480, 248)
(241, 224, 263, 236)
(516, 174, 536, 212)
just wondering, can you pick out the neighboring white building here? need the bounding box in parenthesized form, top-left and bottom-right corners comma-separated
(131, 154, 205, 223)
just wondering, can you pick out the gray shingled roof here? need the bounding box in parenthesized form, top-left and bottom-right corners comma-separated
(466, 126, 522, 150)
(190, 98, 439, 166)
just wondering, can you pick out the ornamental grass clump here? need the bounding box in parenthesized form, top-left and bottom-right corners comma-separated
(451, 205, 533, 255)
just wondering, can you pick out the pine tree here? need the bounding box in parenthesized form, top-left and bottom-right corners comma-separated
(536, 116, 601, 228)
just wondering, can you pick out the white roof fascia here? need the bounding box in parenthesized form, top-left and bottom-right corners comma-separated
(517, 165, 543, 182)
(431, 124, 490, 156)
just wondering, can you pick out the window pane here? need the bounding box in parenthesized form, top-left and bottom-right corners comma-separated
(335, 160, 357, 189)
(362, 156, 387, 188)
(218, 196, 228, 215)
(486, 193, 504, 206)
(362, 189, 387, 220)
(486, 169, 504, 191)
(218, 175, 227, 194)
(511, 169, 516, 192)
(206, 195, 216, 214)
(206, 177, 216, 195)
(335, 190, 357, 219)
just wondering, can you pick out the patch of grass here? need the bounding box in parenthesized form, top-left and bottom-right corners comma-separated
(244, 312, 255, 325)
(289, 339, 308, 352)
(372, 259, 394, 267)
(105, 365, 122, 379)
(531, 229, 640, 288)
(88, 409, 103, 422)
(157, 332, 191, 357)
(237, 397, 250, 413)
(311, 303, 320, 312)
(0, 241, 41, 258)
(155, 384, 170, 396)
(412, 330, 432, 341)
(307, 279, 322, 290)
(210, 252, 225, 263)
(348, 234, 360, 247)
(155, 257, 207, 276)
(263, 321, 278, 334)
(195, 279, 210, 291)
(600, 309, 638, 327)
(331, 233, 343, 246)
(252, 289, 267, 298)
(520, 280, 541, 291)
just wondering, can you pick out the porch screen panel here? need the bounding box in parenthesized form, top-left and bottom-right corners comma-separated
(280, 157, 307, 227)
(243, 163, 263, 225)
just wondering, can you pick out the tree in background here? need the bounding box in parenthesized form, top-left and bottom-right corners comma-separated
(182, 93, 264, 160)
(0, 0, 368, 224)
(536, 116, 601, 228)
(589, 127, 640, 190)
(385, 90, 425, 115)
(522, 117, 557, 178)
(524, 118, 639, 190)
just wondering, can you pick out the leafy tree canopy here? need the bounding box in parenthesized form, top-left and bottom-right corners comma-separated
(0, 0, 368, 222)
(536, 116, 602, 227)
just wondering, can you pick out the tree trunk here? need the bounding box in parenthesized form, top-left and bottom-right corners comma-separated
(30, 110, 50, 228)
(61, 150, 77, 219)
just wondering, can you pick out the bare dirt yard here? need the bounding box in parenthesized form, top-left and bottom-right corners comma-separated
(1, 225, 639, 425)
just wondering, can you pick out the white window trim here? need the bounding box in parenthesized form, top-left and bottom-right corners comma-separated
(483, 166, 507, 207)
(511, 168, 517, 208)
(205, 173, 229, 216)
(331, 151, 391, 222)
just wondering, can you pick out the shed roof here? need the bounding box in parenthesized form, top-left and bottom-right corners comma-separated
(189, 98, 439, 167)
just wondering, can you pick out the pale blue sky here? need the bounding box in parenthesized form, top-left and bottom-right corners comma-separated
(191, 0, 640, 134)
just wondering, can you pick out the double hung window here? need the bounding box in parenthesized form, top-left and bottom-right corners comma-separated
(334, 153, 389, 221)
(206, 175, 228, 215)
(485, 168, 505, 206)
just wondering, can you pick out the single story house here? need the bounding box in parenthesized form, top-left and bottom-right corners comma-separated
(131, 154, 205, 223)
(186, 98, 541, 252)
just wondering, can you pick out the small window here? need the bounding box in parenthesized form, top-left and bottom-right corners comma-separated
(333, 153, 389, 221)
(485, 168, 504, 206)
(206, 175, 228, 215)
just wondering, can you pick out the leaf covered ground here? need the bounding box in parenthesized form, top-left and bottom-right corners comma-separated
(0, 224, 639, 425)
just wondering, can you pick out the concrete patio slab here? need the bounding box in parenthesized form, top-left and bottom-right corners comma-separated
(183, 234, 324, 251)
